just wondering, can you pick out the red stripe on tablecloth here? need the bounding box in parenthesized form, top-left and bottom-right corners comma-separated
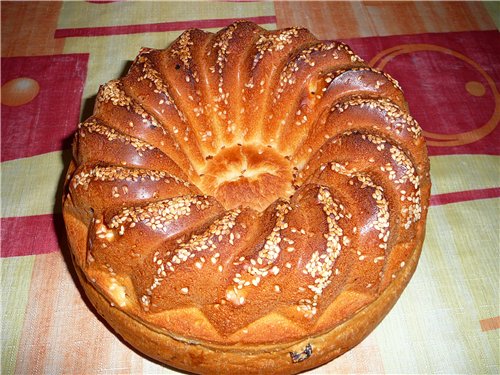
(430, 187, 500, 206)
(1, 214, 63, 257)
(54, 15, 277, 38)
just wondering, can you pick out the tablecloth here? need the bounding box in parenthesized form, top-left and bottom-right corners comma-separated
(1, 1, 499, 374)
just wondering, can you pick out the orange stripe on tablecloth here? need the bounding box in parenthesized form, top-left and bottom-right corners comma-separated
(430, 187, 500, 206)
(316, 329, 385, 373)
(54, 15, 277, 38)
(14, 252, 144, 374)
(480, 316, 500, 332)
(1, 1, 64, 57)
(274, 1, 496, 39)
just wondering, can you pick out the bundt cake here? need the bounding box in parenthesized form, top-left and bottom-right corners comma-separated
(63, 21, 431, 374)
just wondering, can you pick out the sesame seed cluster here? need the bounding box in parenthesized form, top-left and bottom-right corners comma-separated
(253, 28, 300, 69)
(97, 79, 161, 128)
(143, 209, 241, 307)
(170, 30, 194, 70)
(79, 119, 156, 155)
(246, 201, 291, 278)
(299, 187, 349, 318)
(108, 195, 210, 233)
(332, 97, 422, 139)
(137, 54, 173, 107)
(277, 42, 339, 95)
(329, 162, 390, 248)
(72, 165, 187, 190)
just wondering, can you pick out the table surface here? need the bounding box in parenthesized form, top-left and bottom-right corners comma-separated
(2, 1, 499, 374)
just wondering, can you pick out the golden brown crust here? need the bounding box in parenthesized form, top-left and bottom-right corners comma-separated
(72, 228, 424, 374)
(63, 20, 431, 373)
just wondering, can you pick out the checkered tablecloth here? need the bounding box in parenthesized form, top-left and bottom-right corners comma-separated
(2, 1, 499, 374)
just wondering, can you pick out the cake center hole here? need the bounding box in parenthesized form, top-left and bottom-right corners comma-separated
(199, 145, 294, 211)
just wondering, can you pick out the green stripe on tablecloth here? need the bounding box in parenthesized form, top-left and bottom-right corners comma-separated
(1, 256, 35, 375)
(375, 198, 499, 373)
(429, 154, 500, 196)
(1, 151, 70, 218)
(483, 1, 500, 30)
(58, 1, 275, 29)
(447, 198, 500, 366)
